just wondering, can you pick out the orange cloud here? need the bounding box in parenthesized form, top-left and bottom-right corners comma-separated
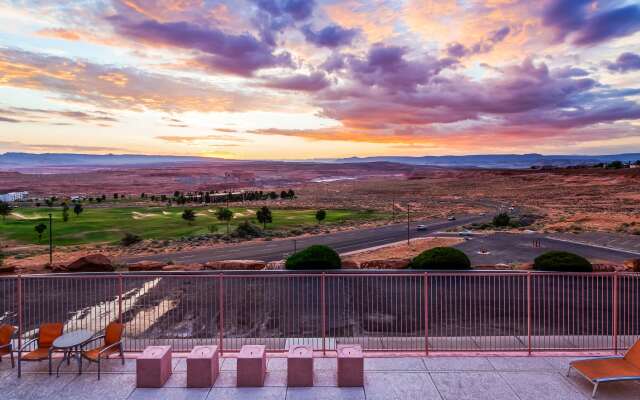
(0, 48, 271, 113)
(323, 0, 399, 43)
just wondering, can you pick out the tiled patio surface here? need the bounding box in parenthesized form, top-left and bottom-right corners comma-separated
(1, 355, 639, 400)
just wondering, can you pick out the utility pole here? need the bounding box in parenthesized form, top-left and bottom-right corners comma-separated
(48, 213, 53, 265)
(406, 203, 410, 246)
(392, 194, 395, 221)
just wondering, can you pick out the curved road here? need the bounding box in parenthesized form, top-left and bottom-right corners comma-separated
(123, 214, 487, 264)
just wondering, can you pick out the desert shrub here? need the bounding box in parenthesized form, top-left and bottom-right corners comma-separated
(533, 251, 592, 272)
(233, 221, 263, 239)
(285, 245, 341, 270)
(121, 232, 143, 247)
(492, 213, 511, 227)
(409, 247, 471, 270)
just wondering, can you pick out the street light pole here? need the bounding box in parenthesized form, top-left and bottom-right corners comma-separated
(48, 213, 53, 265)
(406, 203, 410, 246)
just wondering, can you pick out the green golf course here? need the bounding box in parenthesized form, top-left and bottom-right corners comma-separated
(0, 206, 385, 246)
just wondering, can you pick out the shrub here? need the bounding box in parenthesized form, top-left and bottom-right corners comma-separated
(233, 221, 263, 239)
(121, 232, 143, 247)
(409, 247, 471, 270)
(533, 251, 592, 272)
(492, 212, 511, 227)
(285, 245, 341, 270)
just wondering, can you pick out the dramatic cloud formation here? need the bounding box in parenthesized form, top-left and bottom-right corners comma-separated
(0, 0, 639, 157)
(108, 16, 292, 76)
(543, 0, 640, 45)
(607, 53, 640, 73)
(302, 24, 359, 48)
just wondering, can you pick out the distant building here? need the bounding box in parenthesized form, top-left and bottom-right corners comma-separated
(0, 191, 29, 202)
(631, 164, 640, 169)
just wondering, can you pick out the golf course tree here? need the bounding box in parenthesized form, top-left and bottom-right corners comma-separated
(121, 232, 142, 246)
(256, 206, 273, 229)
(0, 201, 12, 222)
(409, 247, 471, 270)
(315, 209, 326, 224)
(61, 202, 70, 222)
(34, 223, 47, 242)
(216, 207, 234, 234)
(285, 245, 342, 270)
(182, 209, 196, 224)
(73, 203, 84, 217)
(533, 251, 592, 272)
(493, 212, 511, 227)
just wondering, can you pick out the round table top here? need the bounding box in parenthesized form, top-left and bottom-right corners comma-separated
(53, 330, 94, 349)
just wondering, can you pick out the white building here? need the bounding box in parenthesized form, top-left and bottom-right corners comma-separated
(0, 191, 29, 202)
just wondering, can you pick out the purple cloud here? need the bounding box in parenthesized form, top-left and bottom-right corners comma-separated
(251, 0, 316, 46)
(302, 24, 358, 48)
(109, 17, 292, 76)
(262, 72, 330, 91)
(344, 44, 457, 92)
(253, 0, 315, 21)
(543, 1, 640, 45)
(607, 52, 640, 73)
(446, 26, 510, 58)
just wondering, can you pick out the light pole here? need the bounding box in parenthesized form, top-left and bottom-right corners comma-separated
(406, 203, 410, 246)
(48, 213, 53, 265)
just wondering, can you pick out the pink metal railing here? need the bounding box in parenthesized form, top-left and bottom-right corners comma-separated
(1, 271, 639, 355)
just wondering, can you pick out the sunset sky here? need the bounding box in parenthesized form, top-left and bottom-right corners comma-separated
(1, 0, 639, 159)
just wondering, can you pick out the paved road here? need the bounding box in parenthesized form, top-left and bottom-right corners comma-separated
(123, 214, 487, 264)
(449, 232, 639, 265)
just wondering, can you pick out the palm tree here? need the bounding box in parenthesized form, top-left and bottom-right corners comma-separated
(215, 207, 234, 234)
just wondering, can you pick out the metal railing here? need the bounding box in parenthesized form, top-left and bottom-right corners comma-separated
(1, 271, 639, 355)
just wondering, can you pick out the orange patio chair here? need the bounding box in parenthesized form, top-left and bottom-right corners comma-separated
(0, 324, 17, 368)
(17, 322, 63, 377)
(568, 340, 640, 397)
(81, 322, 125, 379)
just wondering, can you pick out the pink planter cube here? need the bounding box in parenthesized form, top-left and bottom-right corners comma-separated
(287, 345, 313, 387)
(187, 345, 219, 388)
(137, 346, 172, 388)
(237, 345, 266, 387)
(337, 345, 363, 387)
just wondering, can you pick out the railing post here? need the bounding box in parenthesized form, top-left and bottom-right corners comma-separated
(424, 272, 429, 356)
(118, 273, 123, 324)
(321, 273, 326, 356)
(218, 273, 224, 355)
(527, 271, 532, 355)
(613, 273, 619, 354)
(17, 274, 22, 350)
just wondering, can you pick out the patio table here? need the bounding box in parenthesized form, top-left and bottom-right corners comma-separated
(52, 329, 94, 377)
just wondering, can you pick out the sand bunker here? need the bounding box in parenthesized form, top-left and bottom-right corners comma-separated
(132, 211, 157, 220)
(11, 212, 44, 220)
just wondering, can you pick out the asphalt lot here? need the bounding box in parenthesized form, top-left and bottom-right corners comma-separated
(451, 232, 639, 265)
(123, 214, 487, 264)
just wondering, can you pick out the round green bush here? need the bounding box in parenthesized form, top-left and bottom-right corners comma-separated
(285, 245, 341, 270)
(409, 247, 471, 270)
(533, 251, 592, 272)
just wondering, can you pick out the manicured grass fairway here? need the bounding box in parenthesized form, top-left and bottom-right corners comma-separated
(1, 206, 385, 246)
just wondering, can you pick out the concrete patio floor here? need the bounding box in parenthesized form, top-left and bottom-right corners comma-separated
(1, 355, 639, 400)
